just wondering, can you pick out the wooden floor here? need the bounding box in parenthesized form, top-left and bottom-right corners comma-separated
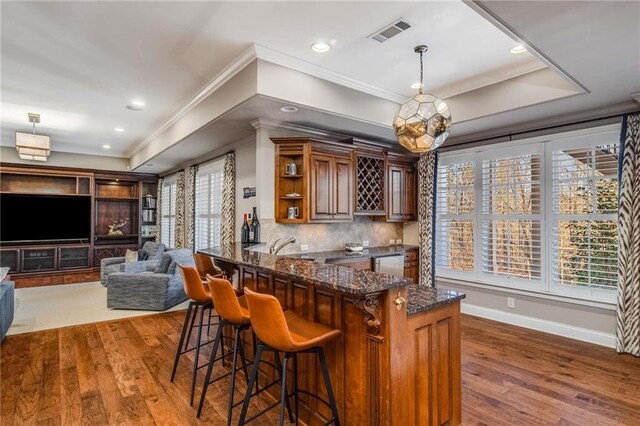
(2, 312, 639, 426)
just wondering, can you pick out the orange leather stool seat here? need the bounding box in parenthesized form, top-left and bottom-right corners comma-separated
(197, 277, 257, 424)
(239, 288, 341, 426)
(193, 253, 224, 280)
(172, 266, 222, 406)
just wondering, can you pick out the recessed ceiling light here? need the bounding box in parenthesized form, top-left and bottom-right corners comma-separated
(510, 44, 527, 54)
(114, 127, 124, 132)
(311, 42, 331, 53)
(126, 99, 145, 111)
(410, 82, 424, 90)
(102, 144, 111, 149)
(280, 106, 298, 113)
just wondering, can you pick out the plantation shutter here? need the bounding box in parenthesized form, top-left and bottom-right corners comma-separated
(160, 177, 177, 246)
(194, 159, 224, 250)
(482, 151, 543, 281)
(551, 141, 619, 289)
(436, 158, 475, 273)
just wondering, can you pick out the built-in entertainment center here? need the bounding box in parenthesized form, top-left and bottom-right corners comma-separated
(0, 164, 158, 287)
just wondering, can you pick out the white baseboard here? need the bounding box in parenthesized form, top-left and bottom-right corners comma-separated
(461, 302, 616, 348)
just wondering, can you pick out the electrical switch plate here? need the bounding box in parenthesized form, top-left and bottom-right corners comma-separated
(507, 297, 515, 308)
(389, 239, 396, 246)
(300, 244, 309, 252)
(362, 240, 370, 247)
(396, 239, 403, 245)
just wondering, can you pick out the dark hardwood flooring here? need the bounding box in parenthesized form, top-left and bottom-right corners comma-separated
(2, 312, 639, 425)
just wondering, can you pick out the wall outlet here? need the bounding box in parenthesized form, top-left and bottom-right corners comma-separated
(389, 239, 396, 246)
(507, 297, 515, 308)
(362, 240, 370, 248)
(300, 244, 309, 252)
(396, 239, 403, 245)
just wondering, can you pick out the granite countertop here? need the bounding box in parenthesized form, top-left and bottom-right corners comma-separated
(199, 243, 413, 296)
(287, 245, 419, 263)
(406, 285, 466, 315)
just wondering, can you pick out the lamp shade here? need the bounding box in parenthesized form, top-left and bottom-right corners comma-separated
(16, 131, 51, 161)
(393, 93, 451, 153)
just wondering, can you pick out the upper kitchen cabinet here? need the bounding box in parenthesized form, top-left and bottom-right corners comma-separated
(273, 137, 353, 224)
(354, 150, 386, 216)
(385, 154, 417, 222)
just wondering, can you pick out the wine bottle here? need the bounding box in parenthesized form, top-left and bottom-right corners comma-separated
(241, 214, 249, 243)
(248, 213, 255, 243)
(252, 206, 260, 243)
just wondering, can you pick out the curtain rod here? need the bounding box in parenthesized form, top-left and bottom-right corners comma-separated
(444, 111, 635, 150)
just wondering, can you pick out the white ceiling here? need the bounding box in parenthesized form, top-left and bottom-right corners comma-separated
(1, 1, 538, 158)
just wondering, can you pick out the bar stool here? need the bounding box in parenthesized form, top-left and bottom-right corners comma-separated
(239, 288, 342, 426)
(171, 266, 221, 406)
(193, 253, 225, 280)
(198, 277, 290, 424)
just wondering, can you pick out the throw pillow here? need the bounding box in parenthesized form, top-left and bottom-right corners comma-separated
(154, 253, 173, 273)
(125, 249, 138, 263)
(137, 250, 149, 261)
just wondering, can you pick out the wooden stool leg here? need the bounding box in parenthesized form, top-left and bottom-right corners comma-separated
(197, 320, 224, 418)
(318, 348, 340, 426)
(171, 301, 194, 382)
(238, 345, 264, 425)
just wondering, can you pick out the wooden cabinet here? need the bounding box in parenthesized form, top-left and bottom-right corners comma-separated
(274, 138, 353, 224)
(385, 157, 417, 222)
(310, 153, 353, 222)
(404, 248, 419, 283)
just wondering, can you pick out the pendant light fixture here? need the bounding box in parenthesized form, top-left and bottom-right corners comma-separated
(393, 45, 451, 153)
(16, 113, 51, 161)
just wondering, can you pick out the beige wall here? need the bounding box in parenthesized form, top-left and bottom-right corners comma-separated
(0, 146, 130, 171)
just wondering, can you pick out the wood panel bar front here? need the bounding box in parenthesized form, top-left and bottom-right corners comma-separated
(211, 255, 462, 426)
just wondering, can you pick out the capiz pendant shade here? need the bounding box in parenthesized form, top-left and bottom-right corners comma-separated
(394, 94, 451, 153)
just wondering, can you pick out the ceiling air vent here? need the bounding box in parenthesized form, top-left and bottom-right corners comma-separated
(369, 19, 412, 43)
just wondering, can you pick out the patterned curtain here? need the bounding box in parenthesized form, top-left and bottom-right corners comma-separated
(617, 112, 640, 356)
(173, 170, 186, 249)
(417, 151, 438, 287)
(185, 165, 198, 251)
(221, 152, 236, 247)
(155, 177, 163, 243)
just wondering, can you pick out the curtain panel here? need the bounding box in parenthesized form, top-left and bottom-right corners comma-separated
(173, 170, 186, 249)
(617, 112, 640, 356)
(155, 177, 164, 244)
(185, 165, 198, 251)
(418, 151, 438, 288)
(221, 152, 236, 247)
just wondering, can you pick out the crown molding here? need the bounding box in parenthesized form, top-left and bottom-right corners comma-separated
(253, 44, 406, 104)
(466, 0, 590, 95)
(250, 118, 351, 141)
(125, 45, 259, 157)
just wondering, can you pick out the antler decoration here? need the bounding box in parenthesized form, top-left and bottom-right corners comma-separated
(107, 219, 129, 235)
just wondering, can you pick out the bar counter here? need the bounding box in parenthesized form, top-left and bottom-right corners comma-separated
(199, 243, 465, 425)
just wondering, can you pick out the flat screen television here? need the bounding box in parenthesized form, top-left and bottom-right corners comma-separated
(0, 194, 91, 243)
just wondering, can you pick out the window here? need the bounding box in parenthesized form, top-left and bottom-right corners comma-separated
(436, 158, 475, 273)
(194, 159, 224, 250)
(436, 125, 620, 302)
(482, 150, 543, 282)
(551, 134, 619, 295)
(160, 176, 177, 247)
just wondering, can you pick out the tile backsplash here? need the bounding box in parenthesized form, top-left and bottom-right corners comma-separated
(257, 217, 403, 254)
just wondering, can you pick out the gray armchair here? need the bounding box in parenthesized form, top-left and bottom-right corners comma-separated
(106, 249, 193, 311)
(100, 241, 167, 286)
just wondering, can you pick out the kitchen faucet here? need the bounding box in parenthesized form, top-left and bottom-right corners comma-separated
(269, 237, 296, 255)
